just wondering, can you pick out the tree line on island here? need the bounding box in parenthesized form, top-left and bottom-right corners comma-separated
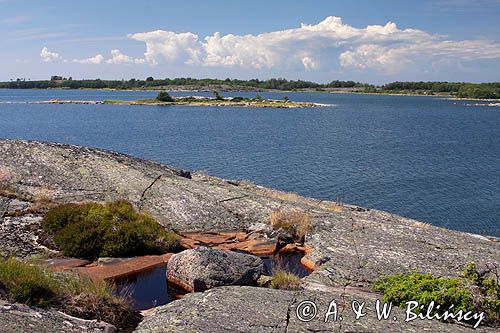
(1, 76, 499, 99)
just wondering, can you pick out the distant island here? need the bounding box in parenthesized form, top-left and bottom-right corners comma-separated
(29, 91, 322, 108)
(1, 76, 499, 99)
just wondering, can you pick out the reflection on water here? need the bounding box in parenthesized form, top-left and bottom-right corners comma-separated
(113, 252, 310, 310)
(261, 253, 311, 278)
(114, 265, 170, 311)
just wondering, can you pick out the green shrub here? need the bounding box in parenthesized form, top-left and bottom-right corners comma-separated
(373, 271, 474, 314)
(42, 202, 99, 233)
(42, 200, 181, 260)
(374, 265, 500, 326)
(156, 91, 174, 102)
(463, 263, 500, 324)
(54, 218, 104, 259)
(269, 268, 301, 290)
(212, 91, 224, 100)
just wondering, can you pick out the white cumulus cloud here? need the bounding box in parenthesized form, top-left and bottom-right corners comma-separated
(124, 16, 500, 73)
(128, 30, 201, 65)
(39, 16, 500, 75)
(40, 47, 60, 62)
(105, 49, 145, 64)
(73, 54, 104, 64)
(302, 56, 319, 71)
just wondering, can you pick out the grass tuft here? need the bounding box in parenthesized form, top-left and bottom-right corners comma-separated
(270, 210, 311, 243)
(269, 268, 301, 290)
(0, 257, 140, 331)
(0, 258, 57, 307)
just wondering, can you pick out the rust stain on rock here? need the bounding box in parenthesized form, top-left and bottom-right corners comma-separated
(278, 243, 313, 255)
(300, 257, 316, 271)
(45, 258, 91, 272)
(166, 275, 194, 293)
(180, 231, 277, 255)
(75, 253, 173, 281)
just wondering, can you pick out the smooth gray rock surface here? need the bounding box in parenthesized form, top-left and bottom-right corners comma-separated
(0, 299, 115, 333)
(1, 139, 499, 332)
(167, 247, 264, 292)
(136, 286, 496, 333)
(1, 139, 498, 288)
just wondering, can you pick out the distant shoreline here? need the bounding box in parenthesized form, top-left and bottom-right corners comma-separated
(1, 79, 499, 100)
(1, 87, 498, 101)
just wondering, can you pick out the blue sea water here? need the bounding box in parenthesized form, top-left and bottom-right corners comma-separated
(0, 89, 499, 236)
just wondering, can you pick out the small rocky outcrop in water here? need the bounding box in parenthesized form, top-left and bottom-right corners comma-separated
(166, 247, 264, 292)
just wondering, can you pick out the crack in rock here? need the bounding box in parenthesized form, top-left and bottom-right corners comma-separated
(349, 217, 364, 272)
(284, 295, 297, 333)
(138, 175, 162, 210)
(217, 195, 249, 203)
(1, 197, 13, 218)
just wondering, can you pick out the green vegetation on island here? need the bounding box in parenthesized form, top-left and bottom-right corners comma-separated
(1, 76, 499, 99)
(99, 91, 316, 108)
(0, 76, 364, 91)
(156, 91, 175, 102)
(42, 200, 181, 260)
(375, 81, 500, 99)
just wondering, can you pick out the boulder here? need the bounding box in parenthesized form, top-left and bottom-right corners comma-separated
(166, 247, 264, 292)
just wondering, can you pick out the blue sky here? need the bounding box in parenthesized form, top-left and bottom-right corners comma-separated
(1, 0, 499, 83)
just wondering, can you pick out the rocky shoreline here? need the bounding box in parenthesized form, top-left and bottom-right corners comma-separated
(1, 139, 498, 332)
(28, 98, 324, 108)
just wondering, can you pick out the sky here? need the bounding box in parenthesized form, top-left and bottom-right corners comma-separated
(1, 0, 499, 83)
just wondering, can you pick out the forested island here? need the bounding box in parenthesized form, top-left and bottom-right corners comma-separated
(1, 76, 499, 99)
